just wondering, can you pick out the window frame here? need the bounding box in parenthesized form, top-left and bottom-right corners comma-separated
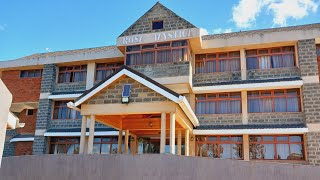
(246, 46, 296, 70)
(95, 62, 122, 81)
(152, 20, 164, 30)
(196, 135, 243, 160)
(249, 134, 305, 161)
(20, 69, 42, 78)
(195, 51, 241, 74)
(195, 92, 242, 115)
(49, 137, 80, 154)
(92, 137, 119, 154)
(247, 89, 301, 113)
(58, 65, 87, 83)
(52, 101, 81, 120)
(125, 40, 189, 66)
(26, 109, 34, 116)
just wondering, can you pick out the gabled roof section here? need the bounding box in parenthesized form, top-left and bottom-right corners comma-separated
(73, 65, 199, 126)
(75, 65, 179, 105)
(119, 2, 196, 37)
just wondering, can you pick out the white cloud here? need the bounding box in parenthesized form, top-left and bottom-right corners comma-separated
(232, 0, 265, 28)
(266, 0, 318, 26)
(212, 28, 233, 34)
(200, 28, 209, 35)
(45, 48, 51, 52)
(232, 0, 319, 28)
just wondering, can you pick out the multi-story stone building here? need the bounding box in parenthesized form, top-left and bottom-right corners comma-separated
(1, 2, 320, 165)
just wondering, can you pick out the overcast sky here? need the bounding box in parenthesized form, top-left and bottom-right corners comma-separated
(0, 0, 319, 61)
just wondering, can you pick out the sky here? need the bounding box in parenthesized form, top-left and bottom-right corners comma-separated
(0, 0, 320, 61)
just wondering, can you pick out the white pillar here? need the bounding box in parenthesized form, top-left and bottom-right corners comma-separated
(185, 130, 190, 156)
(241, 91, 248, 124)
(125, 130, 129, 154)
(170, 112, 176, 154)
(240, 49, 246, 80)
(118, 130, 123, 154)
(160, 112, 166, 154)
(86, 62, 96, 90)
(87, 115, 95, 154)
(177, 130, 182, 155)
(79, 116, 87, 154)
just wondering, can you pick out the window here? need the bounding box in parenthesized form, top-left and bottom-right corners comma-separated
(20, 69, 42, 78)
(195, 51, 241, 74)
(248, 89, 301, 113)
(196, 136, 243, 159)
(53, 101, 81, 120)
(58, 65, 87, 83)
(152, 20, 163, 30)
(50, 137, 120, 154)
(96, 62, 122, 81)
(50, 137, 80, 154)
(26, 109, 34, 116)
(195, 92, 241, 114)
(249, 135, 304, 160)
(246, 46, 295, 70)
(93, 137, 120, 154)
(126, 40, 189, 65)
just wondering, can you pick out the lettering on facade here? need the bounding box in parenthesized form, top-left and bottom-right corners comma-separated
(121, 29, 192, 45)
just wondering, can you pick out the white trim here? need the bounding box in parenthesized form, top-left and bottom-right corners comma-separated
(193, 80, 303, 94)
(74, 68, 199, 126)
(193, 128, 308, 135)
(75, 69, 179, 106)
(10, 137, 34, 143)
(44, 131, 123, 137)
(48, 94, 82, 100)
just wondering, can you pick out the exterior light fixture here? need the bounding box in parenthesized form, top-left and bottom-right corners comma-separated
(122, 84, 131, 104)
(149, 122, 153, 127)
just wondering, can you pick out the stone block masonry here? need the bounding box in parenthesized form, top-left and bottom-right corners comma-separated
(246, 67, 301, 80)
(248, 112, 305, 124)
(197, 114, 242, 125)
(306, 132, 320, 166)
(193, 71, 241, 85)
(87, 77, 168, 104)
(298, 39, 318, 77)
(302, 83, 320, 124)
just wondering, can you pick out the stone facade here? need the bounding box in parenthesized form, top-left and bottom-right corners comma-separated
(197, 114, 242, 125)
(248, 112, 304, 124)
(247, 67, 301, 80)
(40, 64, 56, 93)
(120, 2, 195, 37)
(53, 82, 86, 93)
(3, 130, 17, 157)
(193, 71, 241, 85)
(298, 39, 318, 77)
(306, 132, 320, 166)
(87, 77, 168, 104)
(130, 61, 189, 79)
(302, 83, 320, 124)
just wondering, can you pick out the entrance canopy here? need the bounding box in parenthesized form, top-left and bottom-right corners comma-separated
(71, 65, 199, 128)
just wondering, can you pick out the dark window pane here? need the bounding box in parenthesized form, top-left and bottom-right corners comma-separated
(152, 21, 163, 30)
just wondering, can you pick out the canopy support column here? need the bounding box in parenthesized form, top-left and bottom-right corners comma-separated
(79, 116, 87, 154)
(87, 115, 95, 154)
(170, 112, 176, 154)
(118, 130, 123, 154)
(160, 112, 166, 154)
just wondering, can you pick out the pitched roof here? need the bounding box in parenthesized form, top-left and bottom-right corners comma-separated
(202, 23, 320, 40)
(76, 65, 180, 103)
(119, 2, 196, 37)
(73, 65, 199, 126)
(16, 45, 117, 60)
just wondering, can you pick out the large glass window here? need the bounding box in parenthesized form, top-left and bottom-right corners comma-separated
(195, 51, 240, 74)
(126, 40, 189, 65)
(20, 69, 42, 78)
(50, 136, 120, 154)
(53, 101, 81, 120)
(246, 46, 295, 70)
(196, 93, 241, 114)
(50, 137, 80, 154)
(248, 89, 301, 113)
(249, 135, 304, 160)
(95, 62, 122, 81)
(196, 136, 243, 159)
(58, 65, 87, 83)
(93, 137, 120, 154)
